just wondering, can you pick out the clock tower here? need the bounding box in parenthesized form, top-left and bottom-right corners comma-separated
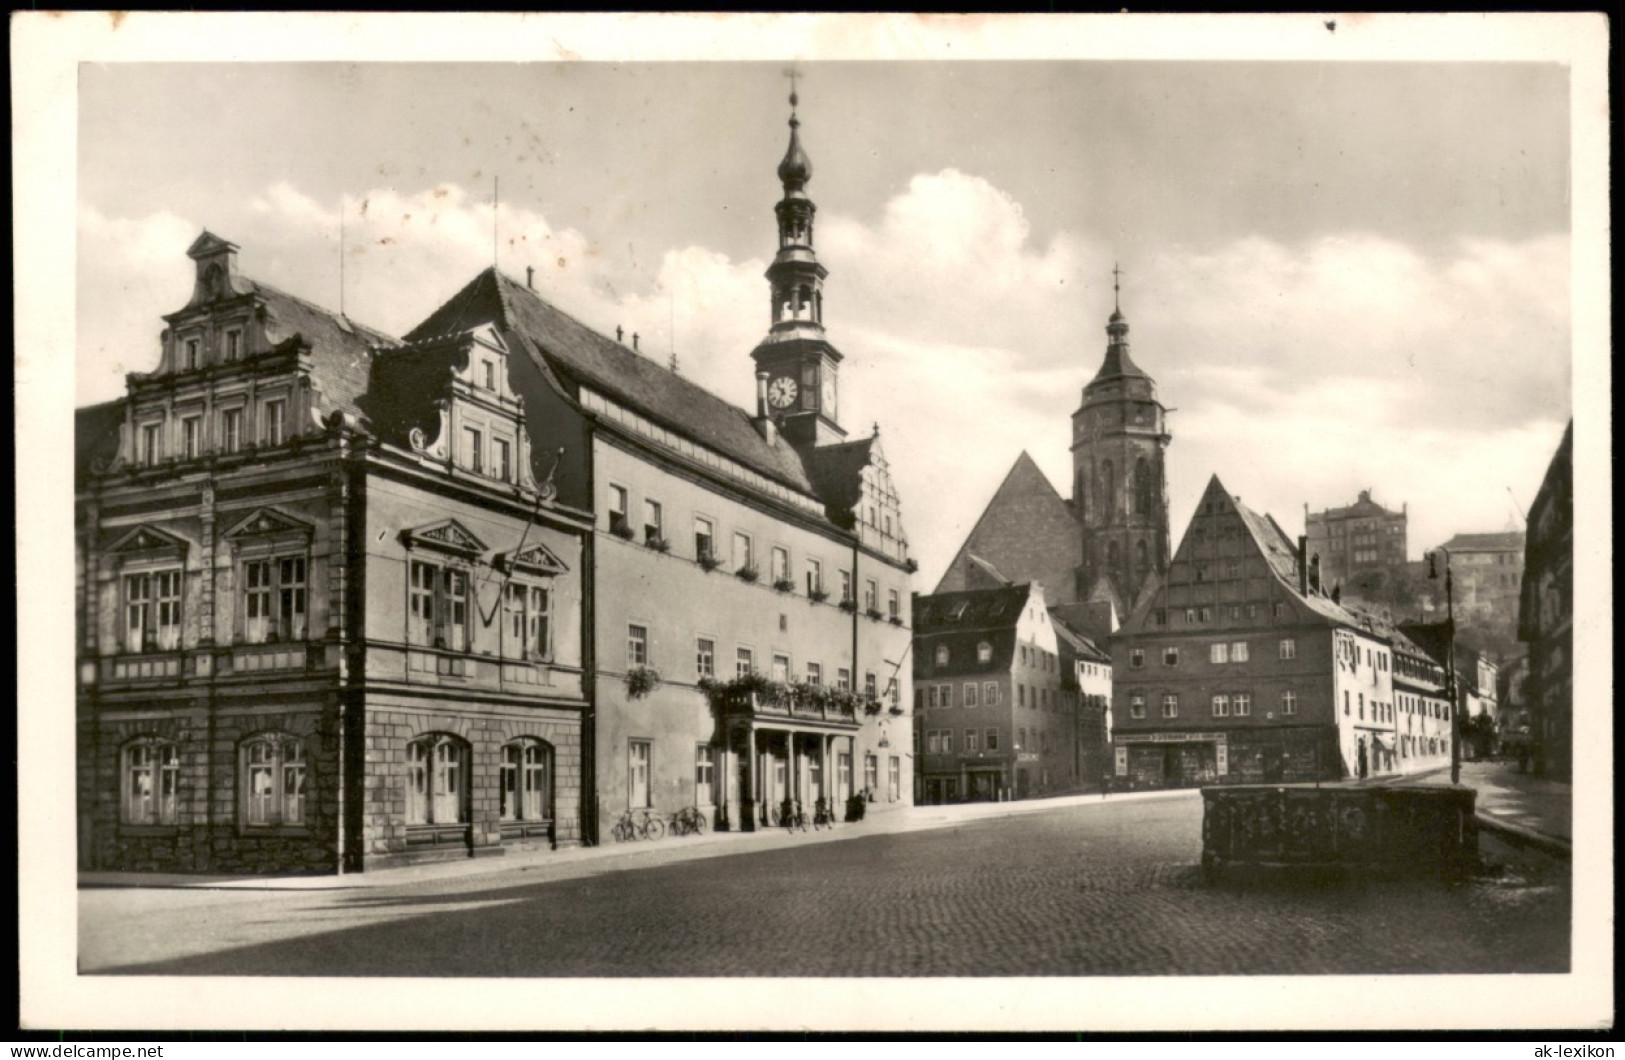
(1070, 269, 1172, 612)
(750, 87, 846, 449)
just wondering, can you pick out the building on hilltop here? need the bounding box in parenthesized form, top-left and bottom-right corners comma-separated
(1304, 489, 1408, 603)
(1108, 474, 1450, 789)
(1518, 421, 1572, 779)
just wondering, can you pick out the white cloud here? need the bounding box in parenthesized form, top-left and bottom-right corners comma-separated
(78, 173, 1571, 585)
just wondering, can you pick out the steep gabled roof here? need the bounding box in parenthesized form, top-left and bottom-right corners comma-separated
(912, 583, 1035, 677)
(407, 268, 820, 498)
(248, 280, 398, 419)
(75, 399, 125, 486)
(933, 451, 1081, 599)
(801, 436, 876, 521)
(1051, 612, 1110, 664)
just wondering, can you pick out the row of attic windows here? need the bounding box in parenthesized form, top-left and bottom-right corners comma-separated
(134, 396, 288, 467)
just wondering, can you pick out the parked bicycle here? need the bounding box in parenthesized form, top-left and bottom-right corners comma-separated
(812, 796, 835, 830)
(669, 806, 710, 837)
(781, 798, 808, 832)
(611, 807, 667, 842)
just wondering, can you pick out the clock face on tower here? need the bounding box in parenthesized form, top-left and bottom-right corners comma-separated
(767, 375, 798, 409)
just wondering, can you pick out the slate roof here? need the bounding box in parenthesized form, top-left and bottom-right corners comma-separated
(75, 399, 126, 485)
(1051, 612, 1110, 664)
(912, 584, 1034, 678)
(407, 268, 822, 498)
(1438, 531, 1526, 553)
(801, 437, 876, 521)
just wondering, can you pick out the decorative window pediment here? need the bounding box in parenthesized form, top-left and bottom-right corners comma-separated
(497, 541, 569, 577)
(107, 524, 191, 561)
(402, 518, 488, 559)
(223, 508, 316, 554)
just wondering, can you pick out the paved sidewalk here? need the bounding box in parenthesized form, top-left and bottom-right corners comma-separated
(77, 785, 1198, 892)
(1380, 759, 1572, 856)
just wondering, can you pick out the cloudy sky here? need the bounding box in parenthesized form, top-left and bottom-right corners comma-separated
(77, 56, 1574, 587)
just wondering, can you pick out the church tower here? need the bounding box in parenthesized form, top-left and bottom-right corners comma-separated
(749, 86, 846, 449)
(1070, 269, 1172, 613)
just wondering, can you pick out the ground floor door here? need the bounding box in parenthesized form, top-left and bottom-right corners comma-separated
(1016, 768, 1030, 798)
(967, 770, 1000, 802)
(1263, 745, 1284, 783)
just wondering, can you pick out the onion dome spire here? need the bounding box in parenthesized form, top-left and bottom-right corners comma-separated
(777, 86, 812, 193)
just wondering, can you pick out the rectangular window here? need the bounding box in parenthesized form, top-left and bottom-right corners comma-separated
(964, 682, 979, 708)
(732, 531, 753, 572)
(483, 360, 496, 390)
(965, 729, 980, 752)
(926, 731, 941, 754)
(937, 683, 952, 707)
(695, 745, 715, 806)
(864, 579, 879, 612)
(513, 584, 549, 658)
(771, 653, 790, 682)
(263, 399, 286, 446)
(141, 422, 161, 466)
(1200, 607, 1212, 623)
(409, 560, 436, 646)
(1130, 648, 1145, 669)
(864, 754, 878, 795)
(806, 558, 823, 595)
(221, 408, 242, 454)
(608, 485, 629, 533)
(695, 637, 715, 679)
(865, 672, 878, 701)
(628, 741, 652, 808)
(463, 426, 484, 473)
(736, 647, 754, 678)
(1279, 638, 1297, 660)
(243, 559, 272, 644)
(927, 685, 939, 709)
(1231, 641, 1249, 663)
(836, 667, 851, 691)
(184, 338, 200, 370)
(984, 682, 1000, 706)
(1212, 693, 1230, 717)
(986, 728, 1000, 752)
(1018, 685, 1026, 707)
(493, 438, 511, 482)
(225, 329, 241, 362)
(939, 730, 953, 754)
(1281, 691, 1296, 715)
(889, 757, 901, 802)
(888, 589, 900, 621)
(1234, 693, 1251, 716)
(442, 569, 468, 651)
(642, 499, 664, 544)
(839, 569, 852, 604)
(124, 742, 179, 826)
(627, 624, 648, 667)
(1210, 643, 1229, 665)
(806, 662, 822, 686)
(1130, 693, 1146, 719)
(277, 556, 307, 641)
(1017, 727, 1027, 750)
(1162, 694, 1179, 719)
(694, 515, 715, 562)
(1163, 647, 1180, 667)
(770, 546, 790, 585)
(181, 416, 201, 459)
(124, 570, 182, 652)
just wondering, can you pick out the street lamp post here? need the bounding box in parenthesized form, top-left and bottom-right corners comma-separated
(1429, 548, 1461, 786)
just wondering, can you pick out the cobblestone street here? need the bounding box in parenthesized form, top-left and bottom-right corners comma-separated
(81, 794, 1569, 977)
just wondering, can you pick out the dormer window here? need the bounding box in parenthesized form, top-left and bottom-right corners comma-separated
(184, 338, 200, 371)
(493, 438, 511, 482)
(934, 645, 950, 667)
(482, 360, 496, 390)
(977, 641, 992, 663)
(225, 329, 242, 362)
(463, 426, 484, 474)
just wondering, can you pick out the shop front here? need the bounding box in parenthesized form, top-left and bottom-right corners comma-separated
(1113, 731, 1230, 790)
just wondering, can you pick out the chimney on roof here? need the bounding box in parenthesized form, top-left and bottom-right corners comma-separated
(1331, 585, 1342, 605)
(1297, 535, 1308, 596)
(754, 369, 778, 445)
(616, 326, 624, 343)
(633, 332, 640, 352)
(526, 266, 535, 290)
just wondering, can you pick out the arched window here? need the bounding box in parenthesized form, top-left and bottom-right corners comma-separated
(241, 734, 306, 827)
(1135, 457, 1152, 516)
(500, 739, 552, 823)
(1135, 539, 1150, 574)
(1075, 471, 1090, 521)
(1099, 461, 1114, 519)
(934, 644, 950, 667)
(976, 641, 993, 663)
(406, 735, 469, 825)
(123, 739, 180, 825)
(1108, 540, 1122, 569)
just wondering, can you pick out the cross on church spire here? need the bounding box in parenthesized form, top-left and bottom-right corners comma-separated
(1112, 262, 1123, 312)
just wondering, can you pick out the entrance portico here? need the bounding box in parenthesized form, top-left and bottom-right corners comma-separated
(715, 687, 861, 831)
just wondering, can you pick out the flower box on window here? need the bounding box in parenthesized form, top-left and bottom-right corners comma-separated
(698, 551, 722, 572)
(838, 599, 858, 613)
(888, 616, 904, 627)
(626, 666, 662, 699)
(772, 578, 796, 593)
(610, 521, 636, 541)
(808, 587, 830, 603)
(645, 535, 671, 553)
(865, 607, 884, 621)
(736, 565, 760, 584)
(904, 558, 919, 574)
